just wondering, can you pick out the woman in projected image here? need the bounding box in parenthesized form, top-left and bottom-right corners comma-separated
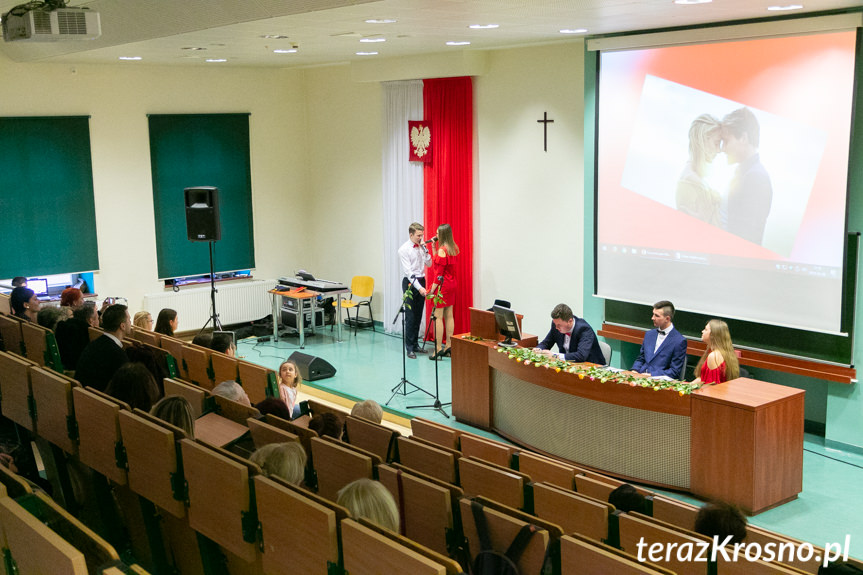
(676, 113, 722, 226)
(692, 319, 740, 386)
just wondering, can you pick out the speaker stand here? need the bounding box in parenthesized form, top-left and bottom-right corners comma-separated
(199, 240, 223, 333)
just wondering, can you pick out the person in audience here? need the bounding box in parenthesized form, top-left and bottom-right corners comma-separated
(309, 412, 342, 440)
(74, 304, 131, 391)
(351, 399, 383, 424)
(255, 397, 294, 420)
(694, 502, 747, 544)
(60, 287, 84, 309)
(428, 223, 460, 361)
(133, 311, 154, 331)
(191, 332, 213, 347)
(55, 302, 99, 370)
(212, 380, 251, 407)
(692, 319, 739, 386)
(154, 308, 178, 337)
(608, 483, 647, 514)
(11, 277, 27, 288)
(249, 442, 306, 485)
(150, 395, 195, 438)
(10, 287, 39, 321)
(336, 478, 400, 532)
(819, 562, 863, 574)
(105, 362, 161, 411)
(210, 332, 235, 357)
(126, 343, 168, 396)
(277, 359, 302, 419)
(630, 300, 688, 379)
(534, 303, 605, 364)
(36, 306, 66, 331)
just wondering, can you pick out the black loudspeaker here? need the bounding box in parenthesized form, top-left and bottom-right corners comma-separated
(184, 186, 221, 241)
(289, 351, 337, 382)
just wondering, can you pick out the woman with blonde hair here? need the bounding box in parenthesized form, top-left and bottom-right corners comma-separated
(336, 478, 399, 532)
(676, 113, 722, 226)
(692, 319, 739, 385)
(133, 311, 154, 331)
(150, 395, 195, 438)
(249, 442, 306, 485)
(427, 223, 460, 360)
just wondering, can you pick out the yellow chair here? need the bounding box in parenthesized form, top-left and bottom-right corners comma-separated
(334, 275, 375, 335)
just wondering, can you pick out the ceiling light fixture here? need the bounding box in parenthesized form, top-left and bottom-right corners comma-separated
(205, 58, 227, 63)
(446, 41, 471, 46)
(260, 34, 289, 39)
(356, 51, 378, 56)
(767, 4, 803, 10)
(360, 37, 386, 43)
(469, 24, 499, 29)
(365, 18, 396, 24)
(118, 56, 141, 61)
(182, 47, 206, 51)
(560, 28, 588, 34)
(274, 49, 298, 54)
(673, 0, 712, 4)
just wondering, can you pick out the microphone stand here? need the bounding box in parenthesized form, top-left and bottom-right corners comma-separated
(388, 284, 434, 405)
(409, 275, 451, 418)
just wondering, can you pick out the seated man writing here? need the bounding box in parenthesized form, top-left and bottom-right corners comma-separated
(631, 300, 688, 379)
(534, 303, 605, 364)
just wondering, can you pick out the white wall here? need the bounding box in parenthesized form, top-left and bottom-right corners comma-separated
(0, 55, 310, 322)
(474, 42, 587, 337)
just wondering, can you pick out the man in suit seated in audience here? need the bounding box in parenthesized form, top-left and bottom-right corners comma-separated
(55, 302, 99, 370)
(74, 304, 131, 391)
(631, 300, 688, 379)
(534, 303, 605, 364)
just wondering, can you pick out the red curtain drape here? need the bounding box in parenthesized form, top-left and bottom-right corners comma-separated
(423, 77, 474, 337)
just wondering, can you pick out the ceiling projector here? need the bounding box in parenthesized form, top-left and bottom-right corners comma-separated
(2, 6, 101, 42)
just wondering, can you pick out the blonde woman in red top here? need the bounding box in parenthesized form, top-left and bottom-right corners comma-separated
(427, 224, 459, 361)
(692, 319, 740, 385)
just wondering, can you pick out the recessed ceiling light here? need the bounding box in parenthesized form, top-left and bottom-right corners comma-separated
(360, 37, 386, 43)
(182, 47, 206, 51)
(446, 41, 471, 46)
(273, 49, 298, 54)
(767, 4, 803, 10)
(356, 51, 378, 56)
(205, 58, 227, 63)
(118, 56, 141, 61)
(260, 34, 289, 39)
(673, 0, 712, 4)
(365, 18, 396, 24)
(560, 28, 588, 34)
(469, 24, 499, 29)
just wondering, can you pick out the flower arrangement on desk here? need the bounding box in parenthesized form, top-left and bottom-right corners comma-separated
(495, 347, 701, 395)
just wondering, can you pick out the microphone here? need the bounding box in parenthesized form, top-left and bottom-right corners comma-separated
(424, 236, 438, 244)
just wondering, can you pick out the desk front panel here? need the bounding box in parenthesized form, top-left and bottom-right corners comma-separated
(491, 370, 691, 489)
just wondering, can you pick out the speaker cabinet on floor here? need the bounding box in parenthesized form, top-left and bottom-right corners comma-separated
(184, 186, 221, 241)
(289, 351, 337, 382)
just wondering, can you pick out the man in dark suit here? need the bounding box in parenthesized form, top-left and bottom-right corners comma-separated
(74, 303, 131, 392)
(534, 303, 605, 364)
(631, 300, 688, 379)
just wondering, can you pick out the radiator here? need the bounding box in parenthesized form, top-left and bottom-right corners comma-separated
(143, 279, 274, 329)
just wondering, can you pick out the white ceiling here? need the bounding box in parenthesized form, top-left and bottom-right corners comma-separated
(1, 0, 861, 68)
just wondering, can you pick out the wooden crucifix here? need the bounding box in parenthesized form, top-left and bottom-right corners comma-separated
(537, 111, 554, 152)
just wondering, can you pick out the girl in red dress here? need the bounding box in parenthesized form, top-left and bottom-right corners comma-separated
(427, 224, 459, 360)
(692, 319, 739, 385)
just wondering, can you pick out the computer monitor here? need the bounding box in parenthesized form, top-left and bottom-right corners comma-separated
(493, 305, 522, 348)
(27, 278, 48, 296)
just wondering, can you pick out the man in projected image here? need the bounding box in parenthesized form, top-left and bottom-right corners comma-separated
(722, 107, 773, 245)
(630, 300, 688, 380)
(534, 303, 606, 364)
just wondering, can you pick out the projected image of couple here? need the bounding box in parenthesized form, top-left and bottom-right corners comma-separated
(621, 75, 826, 258)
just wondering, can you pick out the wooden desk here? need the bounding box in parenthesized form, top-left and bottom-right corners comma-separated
(269, 288, 321, 348)
(451, 336, 805, 514)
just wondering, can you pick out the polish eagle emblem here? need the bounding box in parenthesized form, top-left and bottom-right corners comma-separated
(410, 124, 431, 158)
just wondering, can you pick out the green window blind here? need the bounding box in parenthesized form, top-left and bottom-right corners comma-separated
(148, 113, 255, 279)
(0, 116, 98, 279)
